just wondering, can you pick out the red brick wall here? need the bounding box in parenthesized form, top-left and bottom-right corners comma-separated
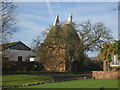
(92, 71, 120, 79)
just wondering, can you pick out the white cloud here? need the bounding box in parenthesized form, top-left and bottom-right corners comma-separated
(18, 20, 45, 32)
(17, 13, 52, 24)
(45, 0, 54, 18)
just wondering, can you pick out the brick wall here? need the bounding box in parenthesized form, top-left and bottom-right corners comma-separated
(92, 71, 120, 79)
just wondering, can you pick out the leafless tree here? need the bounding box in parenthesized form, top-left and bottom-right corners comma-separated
(0, 1, 17, 43)
(77, 19, 114, 52)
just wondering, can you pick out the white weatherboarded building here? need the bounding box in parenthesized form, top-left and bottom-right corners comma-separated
(1, 41, 37, 62)
(110, 54, 120, 67)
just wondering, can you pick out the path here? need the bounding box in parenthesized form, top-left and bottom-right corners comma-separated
(29, 71, 92, 82)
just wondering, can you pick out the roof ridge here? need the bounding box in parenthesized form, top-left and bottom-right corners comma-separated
(1, 41, 22, 51)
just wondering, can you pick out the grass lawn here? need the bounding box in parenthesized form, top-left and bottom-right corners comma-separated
(2, 75, 54, 88)
(25, 79, 118, 88)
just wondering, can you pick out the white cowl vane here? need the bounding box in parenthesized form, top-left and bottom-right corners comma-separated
(53, 15, 60, 26)
(66, 14, 72, 24)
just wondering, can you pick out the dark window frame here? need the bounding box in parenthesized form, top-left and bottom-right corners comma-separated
(18, 56, 22, 61)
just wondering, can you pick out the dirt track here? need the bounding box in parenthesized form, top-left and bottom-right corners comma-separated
(29, 71, 92, 82)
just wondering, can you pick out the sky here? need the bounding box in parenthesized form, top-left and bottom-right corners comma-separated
(11, 2, 118, 57)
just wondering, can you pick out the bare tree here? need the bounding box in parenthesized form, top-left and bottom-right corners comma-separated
(77, 20, 114, 71)
(31, 35, 42, 51)
(77, 19, 114, 52)
(0, 1, 17, 43)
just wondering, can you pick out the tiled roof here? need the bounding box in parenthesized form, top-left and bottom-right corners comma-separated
(0, 41, 21, 51)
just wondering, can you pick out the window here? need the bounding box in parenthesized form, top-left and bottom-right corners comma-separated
(18, 56, 22, 61)
(30, 57, 35, 62)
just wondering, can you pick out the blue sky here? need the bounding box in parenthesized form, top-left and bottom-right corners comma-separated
(12, 2, 118, 56)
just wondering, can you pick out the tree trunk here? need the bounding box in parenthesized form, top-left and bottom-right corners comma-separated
(75, 60, 78, 73)
(66, 62, 72, 72)
(103, 60, 107, 71)
(68, 64, 72, 72)
(107, 62, 111, 71)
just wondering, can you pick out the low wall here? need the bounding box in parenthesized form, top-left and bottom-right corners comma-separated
(92, 71, 120, 79)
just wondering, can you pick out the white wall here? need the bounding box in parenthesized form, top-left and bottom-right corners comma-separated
(3, 49, 36, 61)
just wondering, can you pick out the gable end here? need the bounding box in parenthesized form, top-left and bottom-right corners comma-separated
(9, 42, 31, 51)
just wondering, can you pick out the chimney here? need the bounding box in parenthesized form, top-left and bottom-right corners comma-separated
(53, 15, 60, 26)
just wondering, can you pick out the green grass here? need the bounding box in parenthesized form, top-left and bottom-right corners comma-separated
(2, 75, 119, 88)
(25, 79, 118, 88)
(2, 75, 54, 87)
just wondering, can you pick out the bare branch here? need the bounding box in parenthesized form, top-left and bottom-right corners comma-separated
(0, 1, 17, 43)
